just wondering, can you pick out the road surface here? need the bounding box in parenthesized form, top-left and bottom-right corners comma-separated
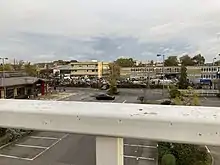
(200, 97, 220, 165)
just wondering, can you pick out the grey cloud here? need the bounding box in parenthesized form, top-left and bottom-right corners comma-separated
(0, 0, 220, 62)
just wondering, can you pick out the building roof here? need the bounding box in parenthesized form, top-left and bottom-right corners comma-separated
(0, 77, 45, 87)
(52, 65, 72, 70)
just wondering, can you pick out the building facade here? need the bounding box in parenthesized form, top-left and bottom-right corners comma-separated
(120, 65, 220, 80)
(53, 61, 110, 78)
(0, 72, 47, 99)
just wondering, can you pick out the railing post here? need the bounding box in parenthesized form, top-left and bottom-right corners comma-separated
(96, 137, 124, 165)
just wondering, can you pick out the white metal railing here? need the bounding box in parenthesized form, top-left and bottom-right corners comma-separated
(0, 99, 220, 165)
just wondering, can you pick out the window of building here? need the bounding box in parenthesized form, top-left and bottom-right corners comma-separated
(71, 64, 74, 67)
(17, 87, 25, 96)
(87, 70, 89, 72)
(95, 64, 98, 67)
(214, 68, 217, 71)
(213, 75, 216, 79)
(209, 68, 211, 72)
(92, 70, 95, 72)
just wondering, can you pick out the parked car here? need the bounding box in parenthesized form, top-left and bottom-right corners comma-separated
(96, 94, 115, 100)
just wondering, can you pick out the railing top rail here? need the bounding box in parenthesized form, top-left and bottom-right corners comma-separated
(0, 99, 220, 145)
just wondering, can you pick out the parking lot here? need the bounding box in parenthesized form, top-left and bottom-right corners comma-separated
(0, 132, 68, 161)
(63, 88, 160, 165)
(0, 88, 166, 165)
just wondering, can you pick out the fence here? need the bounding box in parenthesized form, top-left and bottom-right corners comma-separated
(0, 99, 220, 165)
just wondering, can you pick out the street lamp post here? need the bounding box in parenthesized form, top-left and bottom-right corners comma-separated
(157, 54, 165, 96)
(0, 58, 8, 99)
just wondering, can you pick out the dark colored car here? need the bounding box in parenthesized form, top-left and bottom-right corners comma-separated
(96, 94, 115, 100)
(161, 100, 172, 105)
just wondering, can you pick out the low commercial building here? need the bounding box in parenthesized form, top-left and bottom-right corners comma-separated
(0, 73, 47, 99)
(120, 66, 180, 79)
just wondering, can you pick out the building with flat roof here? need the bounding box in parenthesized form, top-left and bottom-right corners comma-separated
(53, 61, 110, 78)
(120, 65, 220, 80)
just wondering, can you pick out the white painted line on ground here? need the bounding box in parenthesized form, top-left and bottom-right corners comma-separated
(124, 143, 157, 149)
(29, 136, 58, 140)
(15, 144, 47, 149)
(31, 134, 69, 160)
(0, 154, 33, 161)
(0, 141, 13, 149)
(124, 155, 155, 161)
(205, 145, 214, 165)
(205, 145, 210, 153)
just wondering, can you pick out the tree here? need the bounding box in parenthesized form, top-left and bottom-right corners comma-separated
(172, 86, 200, 106)
(115, 58, 135, 67)
(179, 55, 194, 66)
(0, 64, 12, 71)
(164, 56, 179, 66)
(108, 62, 120, 95)
(160, 86, 205, 165)
(178, 65, 188, 89)
(13, 60, 24, 71)
(24, 62, 37, 77)
(192, 54, 205, 65)
(169, 85, 181, 99)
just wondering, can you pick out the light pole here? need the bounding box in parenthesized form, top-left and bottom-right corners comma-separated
(157, 54, 165, 96)
(0, 58, 8, 99)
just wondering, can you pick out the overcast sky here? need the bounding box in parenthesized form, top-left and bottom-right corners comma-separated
(1, 0, 220, 63)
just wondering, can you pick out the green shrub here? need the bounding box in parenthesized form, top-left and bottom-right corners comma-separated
(0, 128, 7, 137)
(162, 154, 176, 165)
(169, 86, 181, 98)
(158, 142, 209, 165)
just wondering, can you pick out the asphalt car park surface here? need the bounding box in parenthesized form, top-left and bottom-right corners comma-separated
(0, 88, 177, 165)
